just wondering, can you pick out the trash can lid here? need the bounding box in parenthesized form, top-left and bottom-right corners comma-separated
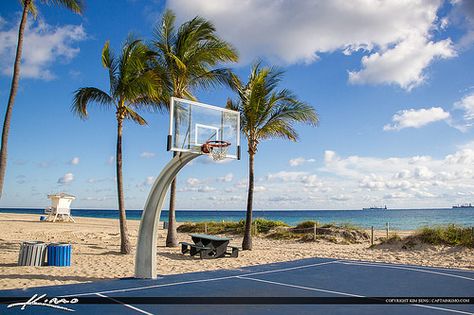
(23, 241, 46, 245)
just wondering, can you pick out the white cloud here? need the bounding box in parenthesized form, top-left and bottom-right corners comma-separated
(289, 157, 316, 167)
(445, 148, 474, 165)
(169, 0, 456, 90)
(254, 186, 267, 192)
(451, 0, 474, 48)
(140, 151, 156, 159)
(383, 107, 450, 131)
(144, 176, 155, 186)
(0, 17, 86, 80)
(136, 176, 155, 190)
(57, 173, 74, 185)
(217, 173, 233, 182)
(267, 171, 308, 182)
(414, 166, 435, 180)
(330, 194, 350, 202)
(186, 177, 201, 186)
(349, 35, 455, 90)
(70, 157, 80, 165)
(234, 179, 247, 189)
(384, 192, 412, 199)
(197, 185, 216, 193)
(389, 93, 474, 133)
(153, 144, 474, 209)
(450, 92, 474, 131)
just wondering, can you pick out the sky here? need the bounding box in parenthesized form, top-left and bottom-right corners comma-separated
(0, 0, 473, 210)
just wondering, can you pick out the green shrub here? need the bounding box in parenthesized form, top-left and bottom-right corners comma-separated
(415, 225, 473, 247)
(379, 234, 402, 245)
(177, 221, 242, 235)
(294, 220, 319, 229)
(320, 223, 336, 229)
(253, 218, 288, 233)
(339, 223, 364, 232)
(177, 219, 288, 235)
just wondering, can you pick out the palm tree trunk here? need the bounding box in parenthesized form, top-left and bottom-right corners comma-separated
(242, 151, 255, 250)
(0, 2, 30, 198)
(166, 151, 179, 247)
(116, 118, 132, 254)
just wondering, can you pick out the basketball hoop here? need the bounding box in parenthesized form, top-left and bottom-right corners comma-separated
(201, 140, 231, 161)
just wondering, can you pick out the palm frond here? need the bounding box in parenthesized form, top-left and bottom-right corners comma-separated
(102, 41, 119, 92)
(22, 0, 38, 18)
(190, 68, 236, 90)
(71, 87, 113, 119)
(123, 106, 147, 125)
(151, 9, 238, 100)
(233, 62, 319, 146)
(40, 0, 84, 14)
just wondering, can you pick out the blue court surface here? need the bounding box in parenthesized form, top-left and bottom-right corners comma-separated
(1, 257, 473, 315)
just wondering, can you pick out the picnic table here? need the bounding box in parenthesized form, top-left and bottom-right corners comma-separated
(179, 233, 239, 259)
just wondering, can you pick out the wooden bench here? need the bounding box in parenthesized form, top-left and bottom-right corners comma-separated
(226, 246, 239, 258)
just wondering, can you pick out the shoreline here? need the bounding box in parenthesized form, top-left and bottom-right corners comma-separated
(0, 209, 472, 231)
(0, 213, 472, 291)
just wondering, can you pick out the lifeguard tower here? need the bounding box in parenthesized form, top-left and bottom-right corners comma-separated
(44, 193, 76, 222)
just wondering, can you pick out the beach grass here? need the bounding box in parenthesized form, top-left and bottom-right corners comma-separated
(415, 225, 473, 247)
(379, 233, 402, 245)
(177, 218, 288, 235)
(177, 220, 369, 244)
(177, 221, 243, 234)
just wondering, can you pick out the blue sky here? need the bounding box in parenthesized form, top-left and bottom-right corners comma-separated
(0, 0, 473, 210)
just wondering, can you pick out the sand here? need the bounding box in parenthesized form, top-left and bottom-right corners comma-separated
(0, 213, 472, 290)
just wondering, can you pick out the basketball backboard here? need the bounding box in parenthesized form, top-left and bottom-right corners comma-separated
(167, 97, 240, 160)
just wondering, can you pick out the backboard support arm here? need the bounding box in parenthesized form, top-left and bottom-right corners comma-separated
(135, 152, 199, 279)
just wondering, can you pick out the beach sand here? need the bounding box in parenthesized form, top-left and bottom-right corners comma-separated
(0, 213, 472, 290)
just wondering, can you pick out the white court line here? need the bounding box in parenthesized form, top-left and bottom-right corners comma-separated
(95, 293, 153, 315)
(62, 260, 339, 298)
(64, 275, 238, 297)
(236, 276, 364, 297)
(338, 261, 474, 281)
(242, 260, 340, 277)
(343, 260, 474, 273)
(238, 276, 473, 315)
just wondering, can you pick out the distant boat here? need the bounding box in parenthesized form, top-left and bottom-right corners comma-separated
(362, 205, 387, 210)
(452, 203, 474, 209)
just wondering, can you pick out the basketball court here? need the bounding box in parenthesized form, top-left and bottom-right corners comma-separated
(2, 99, 472, 314)
(1, 257, 473, 314)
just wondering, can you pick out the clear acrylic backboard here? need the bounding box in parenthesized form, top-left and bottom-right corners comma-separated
(167, 97, 241, 160)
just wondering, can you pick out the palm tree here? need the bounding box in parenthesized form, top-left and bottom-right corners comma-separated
(0, 0, 84, 198)
(72, 38, 164, 254)
(227, 63, 319, 250)
(151, 10, 238, 247)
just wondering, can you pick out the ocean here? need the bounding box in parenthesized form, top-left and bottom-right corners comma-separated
(0, 208, 472, 230)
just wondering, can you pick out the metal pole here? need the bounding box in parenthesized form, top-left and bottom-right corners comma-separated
(204, 223, 208, 234)
(135, 152, 199, 279)
(313, 223, 317, 240)
(371, 226, 374, 246)
(386, 222, 389, 239)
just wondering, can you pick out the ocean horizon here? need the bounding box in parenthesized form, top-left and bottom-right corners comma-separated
(1, 207, 472, 230)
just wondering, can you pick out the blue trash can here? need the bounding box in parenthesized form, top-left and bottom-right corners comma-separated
(39, 216, 46, 221)
(47, 243, 72, 266)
